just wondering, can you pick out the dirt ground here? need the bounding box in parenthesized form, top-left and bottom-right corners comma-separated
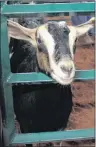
(61, 43, 95, 146)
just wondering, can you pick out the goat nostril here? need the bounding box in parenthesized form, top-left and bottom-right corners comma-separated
(61, 66, 73, 74)
(69, 67, 73, 73)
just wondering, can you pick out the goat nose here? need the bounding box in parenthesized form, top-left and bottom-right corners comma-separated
(61, 66, 73, 74)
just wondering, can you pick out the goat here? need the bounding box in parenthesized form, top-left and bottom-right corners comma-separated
(8, 17, 94, 147)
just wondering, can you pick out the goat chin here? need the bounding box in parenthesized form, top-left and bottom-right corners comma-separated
(51, 72, 73, 85)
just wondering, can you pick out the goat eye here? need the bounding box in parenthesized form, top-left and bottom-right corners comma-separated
(37, 38, 42, 44)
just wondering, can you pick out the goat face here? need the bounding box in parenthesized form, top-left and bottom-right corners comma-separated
(36, 21, 75, 85)
(8, 17, 94, 85)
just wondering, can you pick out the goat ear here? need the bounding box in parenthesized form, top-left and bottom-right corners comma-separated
(7, 20, 37, 46)
(75, 17, 95, 38)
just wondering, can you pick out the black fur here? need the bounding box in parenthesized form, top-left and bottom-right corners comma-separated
(10, 19, 73, 146)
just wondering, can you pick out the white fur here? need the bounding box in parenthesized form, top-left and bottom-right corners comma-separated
(68, 23, 94, 59)
(58, 21, 67, 27)
(76, 24, 94, 37)
(68, 26, 77, 59)
(38, 28, 55, 56)
(9, 52, 13, 59)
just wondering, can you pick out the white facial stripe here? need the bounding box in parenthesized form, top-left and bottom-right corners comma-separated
(39, 27, 60, 74)
(38, 27, 65, 76)
(68, 26, 77, 59)
(38, 27, 55, 56)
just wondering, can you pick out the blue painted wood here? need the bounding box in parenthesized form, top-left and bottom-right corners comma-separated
(11, 128, 94, 144)
(6, 70, 95, 84)
(1, 1, 95, 145)
(1, 2, 95, 17)
(1, 16, 15, 146)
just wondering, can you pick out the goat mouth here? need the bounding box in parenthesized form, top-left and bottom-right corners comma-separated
(51, 72, 74, 85)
